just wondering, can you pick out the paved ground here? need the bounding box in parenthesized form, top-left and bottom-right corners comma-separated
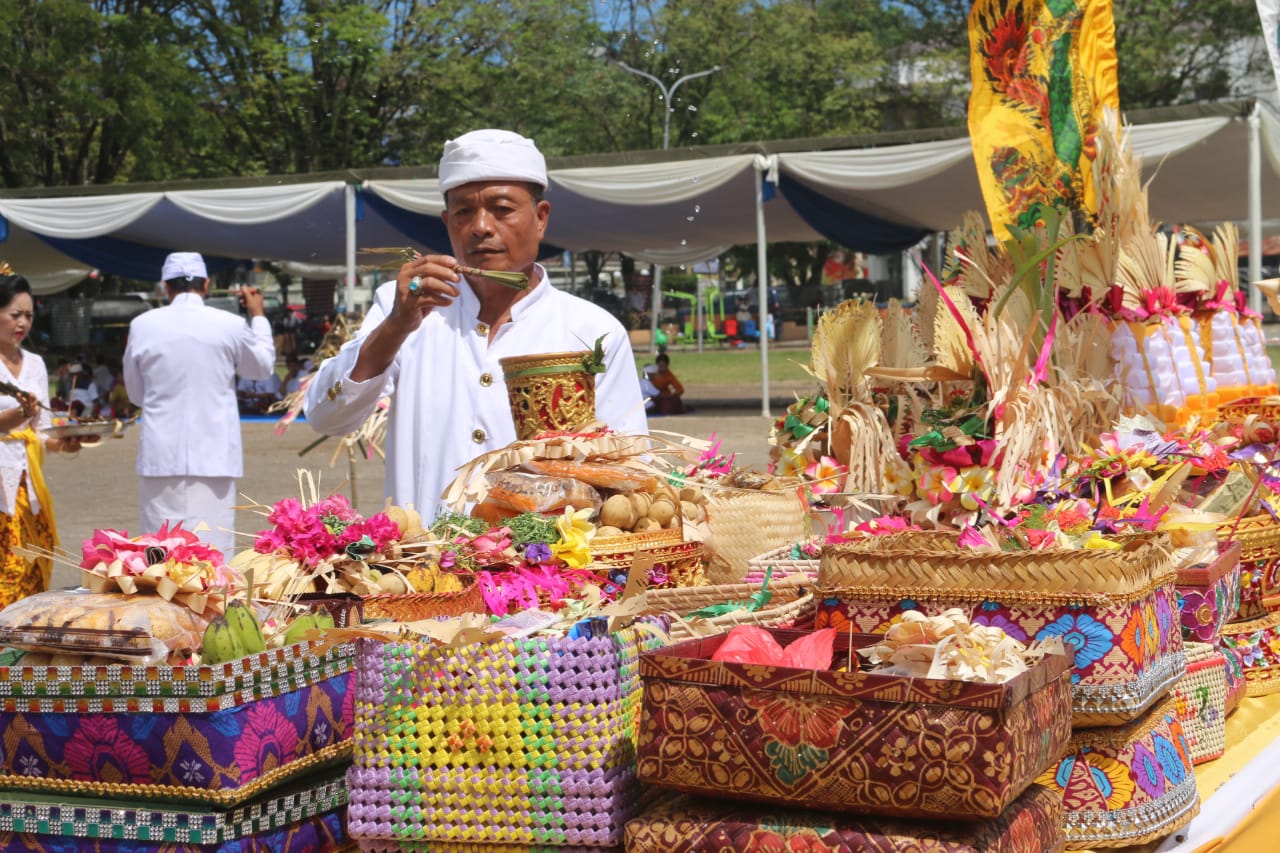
(42, 401, 785, 589)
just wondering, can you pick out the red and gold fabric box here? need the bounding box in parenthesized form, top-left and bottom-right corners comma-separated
(624, 786, 1065, 853)
(817, 533, 1184, 727)
(636, 628, 1072, 820)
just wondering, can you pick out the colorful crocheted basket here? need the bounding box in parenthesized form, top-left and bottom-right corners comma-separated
(346, 620, 665, 848)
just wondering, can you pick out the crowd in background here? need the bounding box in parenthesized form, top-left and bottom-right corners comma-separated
(49, 352, 314, 418)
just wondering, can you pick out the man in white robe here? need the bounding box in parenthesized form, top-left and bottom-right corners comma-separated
(124, 253, 276, 554)
(305, 129, 646, 519)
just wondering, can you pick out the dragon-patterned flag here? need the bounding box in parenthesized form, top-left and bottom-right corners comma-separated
(968, 0, 1119, 239)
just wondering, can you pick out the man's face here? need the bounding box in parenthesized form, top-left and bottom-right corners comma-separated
(442, 181, 549, 273)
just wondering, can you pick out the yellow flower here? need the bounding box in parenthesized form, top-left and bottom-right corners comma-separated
(946, 466, 994, 511)
(1080, 531, 1122, 550)
(883, 458, 915, 497)
(551, 505, 596, 569)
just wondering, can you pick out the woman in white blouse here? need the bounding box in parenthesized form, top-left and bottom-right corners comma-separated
(0, 267, 86, 608)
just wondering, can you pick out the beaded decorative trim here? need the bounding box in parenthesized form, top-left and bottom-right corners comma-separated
(1062, 775, 1199, 846)
(0, 743, 352, 807)
(0, 771, 347, 843)
(1071, 650, 1187, 727)
(0, 641, 355, 703)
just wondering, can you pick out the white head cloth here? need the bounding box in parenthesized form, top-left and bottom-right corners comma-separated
(438, 129, 548, 193)
(161, 252, 208, 282)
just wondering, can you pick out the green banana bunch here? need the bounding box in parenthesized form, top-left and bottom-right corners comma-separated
(226, 600, 266, 655)
(201, 615, 246, 665)
(283, 610, 336, 646)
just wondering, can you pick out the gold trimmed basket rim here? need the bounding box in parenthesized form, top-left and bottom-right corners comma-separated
(498, 350, 593, 372)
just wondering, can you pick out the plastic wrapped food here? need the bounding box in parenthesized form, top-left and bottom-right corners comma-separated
(0, 589, 212, 664)
(476, 470, 602, 517)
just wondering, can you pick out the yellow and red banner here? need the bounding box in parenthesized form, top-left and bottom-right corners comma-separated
(967, 0, 1119, 239)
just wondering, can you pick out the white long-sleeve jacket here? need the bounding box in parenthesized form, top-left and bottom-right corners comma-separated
(124, 293, 275, 477)
(305, 268, 647, 518)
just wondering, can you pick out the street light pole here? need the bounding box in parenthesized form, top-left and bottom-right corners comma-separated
(610, 59, 723, 354)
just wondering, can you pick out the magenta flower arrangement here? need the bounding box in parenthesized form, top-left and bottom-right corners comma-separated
(253, 495, 400, 566)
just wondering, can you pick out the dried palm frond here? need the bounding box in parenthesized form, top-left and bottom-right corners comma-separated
(881, 299, 926, 369)
(830, 403, 900, 494)
(808, 299, 881, 411)
(932, 285, 980, 378)
(1174, 225, 1217, 291)
(943, 211, 1007, 300)
(1212, 222, 1241, 287)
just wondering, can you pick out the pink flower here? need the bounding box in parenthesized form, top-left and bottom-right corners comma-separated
(64, 718, 151, 784)
(804, 456, 847, 495)
(235, 703, 300, 783)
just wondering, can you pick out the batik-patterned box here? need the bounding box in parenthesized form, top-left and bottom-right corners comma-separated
(0, 641, 355, 807)
(624, 786, 1065, 853)
(1035, 695, 1198, 849)
(0, 767, 348, 852)
(636, 628, 1072, 820)
(1176, 541, 1241, 642)
(817, 533, 1185, 727)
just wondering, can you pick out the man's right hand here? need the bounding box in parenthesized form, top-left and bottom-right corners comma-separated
(240, 286, 267, 318)
(386, 255, 462, 335)
(349, 254, 462, 383)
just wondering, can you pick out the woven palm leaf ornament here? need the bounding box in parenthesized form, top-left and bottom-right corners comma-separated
(807, 299, 897, 495)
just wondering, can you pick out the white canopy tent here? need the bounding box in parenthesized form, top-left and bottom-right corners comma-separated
(2, 99, 1279, 413)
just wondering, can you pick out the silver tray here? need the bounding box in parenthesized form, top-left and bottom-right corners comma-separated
(44, 419, 130, 439)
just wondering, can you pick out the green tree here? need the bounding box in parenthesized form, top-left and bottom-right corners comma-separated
(1113, 0, 1269, 108)
(0, 0, 206, 188)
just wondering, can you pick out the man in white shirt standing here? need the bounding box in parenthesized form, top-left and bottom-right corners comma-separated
(305, 129, 646, 518)
(124, 252, 276, 554)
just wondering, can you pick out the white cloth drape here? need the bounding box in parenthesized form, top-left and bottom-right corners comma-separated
(779, 138, 972, 191)
(168, 182, 343, 224)
(551, 155, 754, 204)
(1128, 116, 1232, 162)
(363, 179, 445, 214)
(0, 193, 163, 238)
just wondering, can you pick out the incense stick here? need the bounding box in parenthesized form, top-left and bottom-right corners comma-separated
(358, 247, 529, 290)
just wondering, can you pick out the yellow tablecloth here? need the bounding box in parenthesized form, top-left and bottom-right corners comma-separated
(1090, 691, 1280, 853)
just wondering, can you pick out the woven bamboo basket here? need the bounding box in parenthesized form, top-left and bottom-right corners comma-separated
(360, 571, 485, 621)
(591, 529, 706, 588)
(818, 532, 1184, 727)
(499, 350, 596, 440)
(1217, 513, 1280, 619)
(647, 575, 816, 641)
(1172, 642, 1228, 764)
(702, 486, 810, 585)
(743, 543, 820, 583)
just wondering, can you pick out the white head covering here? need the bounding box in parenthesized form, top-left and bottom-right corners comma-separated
(161, 252, 207, 282)
(438, 129, 548, 193)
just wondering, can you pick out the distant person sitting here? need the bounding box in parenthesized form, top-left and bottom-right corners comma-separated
(649, 353, 685, 415)
(236, 372, 281, 415)
(281, 354, 311, 396)
(640, 364, 661, 412)
(67, 364, 98, 417)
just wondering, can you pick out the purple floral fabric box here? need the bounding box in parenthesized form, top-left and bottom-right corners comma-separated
(1176, 541, 1241, 643)
(0, 673, 353, 806)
